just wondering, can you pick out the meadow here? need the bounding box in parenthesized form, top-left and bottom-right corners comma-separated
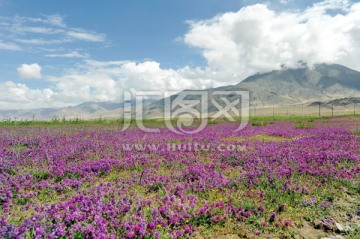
(0, 116, 359, 238)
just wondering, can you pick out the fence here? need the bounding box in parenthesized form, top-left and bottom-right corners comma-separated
(250, 103, 359, 117)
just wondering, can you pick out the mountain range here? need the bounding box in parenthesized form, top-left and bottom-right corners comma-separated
(144, 63, 360, 118)
(1, 63, 360, 120)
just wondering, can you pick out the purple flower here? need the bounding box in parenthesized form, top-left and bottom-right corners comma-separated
(269, 212, 276, 222)
(257, 205, 265, 212)
(125, 230, 136, 238)
(147, 221, 156, 230)
(284, 220, 291, 227)
(355, 210, 360, 216)
(278, 204, 286, 212)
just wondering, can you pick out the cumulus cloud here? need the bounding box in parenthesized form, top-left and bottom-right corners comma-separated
(0, 81, 54, 110)
(184, 0, 360, 81)
(45, 60, 215, 105)
(17, 63, 42, 79)
(2, 0, 360, 110)
(0, 60, 215, 110)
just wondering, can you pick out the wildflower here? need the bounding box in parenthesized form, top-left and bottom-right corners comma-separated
(147, 222, 156, 230)
(184, 225, 192, 234)
(269, 212, 276, 222)
(257, 205, 265, 212)
(176, 230, 184, 237)
(211, 215, 223, 223)
(284, 220, 291, 227)
(125, 230, 136, 238)
(278, 204, 286, 212)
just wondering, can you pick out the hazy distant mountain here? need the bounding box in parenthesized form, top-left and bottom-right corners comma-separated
(0, 102, 125, 121)
(144, 64, 360, 117)
(309, 97, 360, 107)
(2, 64, 360, 120)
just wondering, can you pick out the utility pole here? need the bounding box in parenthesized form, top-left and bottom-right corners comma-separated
(332, 103, 334, 117)
(354, 103, 356, 116)
(302, 104, 304, 116)
(273, 108, 274, 117)
(318, 102, 321, 116)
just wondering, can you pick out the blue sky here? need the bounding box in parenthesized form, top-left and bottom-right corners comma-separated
(0, 0, 360, 109)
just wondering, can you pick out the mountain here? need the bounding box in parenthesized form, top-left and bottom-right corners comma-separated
(1, 64, 360, 120)
(0, 102, 125, 121)
(309, 97, 360, 107)
(144, 63, 360, 118)
(237, 63, 360, 107)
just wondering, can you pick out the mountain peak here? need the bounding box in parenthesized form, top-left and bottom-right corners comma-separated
(234, 63, 360, 107)
(2, 64, 360, 120)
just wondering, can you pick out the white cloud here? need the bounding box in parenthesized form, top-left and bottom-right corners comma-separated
(184, 1, 360, 81)
(46, 51, 88, 58)
(13, 26, 61, 34)
(66, 30, 105, 42)
(45, 60, 212, 104)
(280, 0, 290, 4)
(45, 15, 66, 27)
(311, 0, 351, 11)
(17, 63, 42, 79)
(15, 38, 70, 45)
(0, 15, 106, 52)
(1, 59, 216, 109)
(0, 81, 54, 110)
(0, 41, 21, 51)
(2, 0, 360, 110)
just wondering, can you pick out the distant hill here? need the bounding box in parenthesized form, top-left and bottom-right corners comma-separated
(309, 97, 360, 107)
(237, 63, 360, 107)
(0, 102, 125, 121)
(144, 64, 360, 118)
(1, 64, 360, 120)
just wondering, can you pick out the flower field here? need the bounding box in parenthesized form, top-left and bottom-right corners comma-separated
(0, 117, 359, 238)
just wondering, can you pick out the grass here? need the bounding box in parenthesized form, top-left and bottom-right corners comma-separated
(249, 115, 329, 127)
(223, 135, 292, 142)
(0, 115, 334, 127)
